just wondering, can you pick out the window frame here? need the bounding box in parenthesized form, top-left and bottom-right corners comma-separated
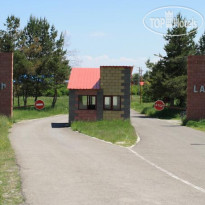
(78, 95, 97, 110)
(103, 96, 112, 110)
(103, 95, 121, 111)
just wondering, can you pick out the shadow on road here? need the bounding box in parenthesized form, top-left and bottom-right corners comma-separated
(161, 125, 181, 127)
(51, 123, 70, 128)
(131, 115, 150, 119)
(190, 143, 205, 146)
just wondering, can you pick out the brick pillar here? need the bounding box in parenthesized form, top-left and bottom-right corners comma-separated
(97, 89, 103, 120)
(187, 55, 205, 120)
(121, 69, 131, 119)
(0, 53, 13, 117)
(69, 90, 76, 124)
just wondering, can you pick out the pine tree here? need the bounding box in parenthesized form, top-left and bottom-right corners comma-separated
(145, 14, 197, 106)
(0, 15, 70, 107)
(0, 15, 20, 52)
(197, 32, 205, 54)
(20, 16, 70, 106)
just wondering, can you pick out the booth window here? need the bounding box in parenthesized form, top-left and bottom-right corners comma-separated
(104, 96, 121, 110)
(113, 96, 121, 110)
(104, 96, 112, 110)
(78, 95, 96, 110)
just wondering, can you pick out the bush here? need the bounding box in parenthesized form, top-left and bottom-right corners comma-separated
(43, 86, 69, 97)
(43, 89, 54, 97)
(131, 85, 138, 95)
(142, 84, 153, 102)
(58, 86, 69, 96)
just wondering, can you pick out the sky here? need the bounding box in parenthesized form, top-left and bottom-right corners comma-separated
(0, 0, 205, 73)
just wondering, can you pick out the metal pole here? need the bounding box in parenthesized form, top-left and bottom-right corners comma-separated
(140, 83, 142, 104)
(139, 67, 143, 104)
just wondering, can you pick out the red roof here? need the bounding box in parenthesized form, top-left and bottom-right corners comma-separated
(68, 68, 100, 89)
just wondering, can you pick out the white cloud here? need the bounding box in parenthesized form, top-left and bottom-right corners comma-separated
(63, 30, 71, 48)
(89, 31, 107, 38)
(67, 49, 82, 67)
(76, 55, 152, 73)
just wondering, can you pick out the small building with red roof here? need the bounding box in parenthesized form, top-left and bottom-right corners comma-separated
(68, 66, 133, 123)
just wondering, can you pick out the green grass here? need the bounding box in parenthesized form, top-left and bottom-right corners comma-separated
(0, 116, 24, 205)
(71, 120, 137, 147)
(184, 120, 205, 132)
(131, 95, 182, 120)
(131, 95, 205, 132)
(13, 96, 68, 121)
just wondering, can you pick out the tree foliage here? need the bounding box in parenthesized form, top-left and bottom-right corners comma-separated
(197, 31, 205, 55)
(0, 15, 70, 107)
(144, 14, 197, 106)
(131, 73, 139, 85)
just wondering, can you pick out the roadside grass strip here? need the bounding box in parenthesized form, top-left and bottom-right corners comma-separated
(131, 95, 181, 120)
(131, 95, 205, 132)
(71, 120, 137, 147)
(185, 120, 205, 132)
(13, 96, 68, 122)
(0, 116, 24, 204)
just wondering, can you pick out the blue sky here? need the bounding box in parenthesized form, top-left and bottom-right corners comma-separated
(0, 0, 205, 73)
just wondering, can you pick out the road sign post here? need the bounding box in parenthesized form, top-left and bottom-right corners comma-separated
(35, 100, 45, 110)
(154, 100, 165, 111)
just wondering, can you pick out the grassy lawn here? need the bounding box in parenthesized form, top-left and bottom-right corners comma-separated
(184, 120, 205, 132)
(13, 96, 68, 122)
(0, 116, 24, 205)
(131, 95, 205, 132)
(71, 120, 137, 147)
(131, 95, 182, 120)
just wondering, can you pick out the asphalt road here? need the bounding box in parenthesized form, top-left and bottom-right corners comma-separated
(9, 111, 205, 205)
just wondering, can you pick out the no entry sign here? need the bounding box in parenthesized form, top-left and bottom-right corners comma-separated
(35, 100, 44, 110)
(154, 100, 165, 111)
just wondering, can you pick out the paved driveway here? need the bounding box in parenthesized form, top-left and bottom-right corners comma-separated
(9, 112, 205, 205)
(130, 110, 205, 191)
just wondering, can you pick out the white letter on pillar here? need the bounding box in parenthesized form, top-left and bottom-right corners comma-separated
(193, 85, 198, 93)
(2, 83, 6, 89)
(0, 83, 6, 90)
(200, 85, 205, 93)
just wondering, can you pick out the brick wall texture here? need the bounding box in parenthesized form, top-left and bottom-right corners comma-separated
(187, 55, 205, 120)
(100, 66, 131, 120)
(0, 53, 13, 117)
(69, 89, 98, 123)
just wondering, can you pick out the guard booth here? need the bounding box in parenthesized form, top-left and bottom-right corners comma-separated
(68, 66, 133, 124)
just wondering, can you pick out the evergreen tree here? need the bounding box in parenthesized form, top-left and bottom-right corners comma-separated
(132, 73, 140, 85)
(197, 31, 205, 54)
(0, 15, 20, 52)
(45, 33, 70, 107)
(0, 15, 70, 107)
(19, 16, 70, 106)
(144, 14, 197, 106)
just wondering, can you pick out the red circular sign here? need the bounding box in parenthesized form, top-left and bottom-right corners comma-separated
(154, 100, 165, 111)
(35, 100, 45, 110)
